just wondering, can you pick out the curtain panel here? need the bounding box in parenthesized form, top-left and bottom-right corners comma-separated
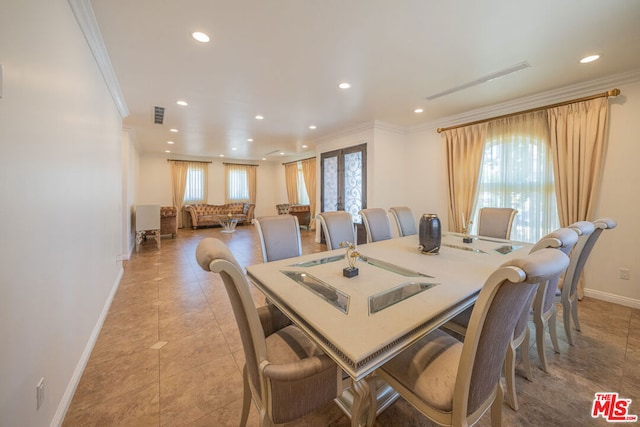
(547, 97, 609, 227)
(170, 161, 189, 228)
(284, 162, 299, 204)
(443, 124, 487, 232)
(301, 158, 317, 229)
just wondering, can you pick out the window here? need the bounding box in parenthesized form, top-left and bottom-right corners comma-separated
(473, 113, 559, 243)
(225, 163, 257, 203)
(183, 163, 207, 203)
(227, 168, 249, 201)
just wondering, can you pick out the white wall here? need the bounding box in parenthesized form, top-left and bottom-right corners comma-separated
(137, 154, 286, 219)
(0, 1, 125, 426)
(122, 129, 139, 258)
(584, 80, 640, 305)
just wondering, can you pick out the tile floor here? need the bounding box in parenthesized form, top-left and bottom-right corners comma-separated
(63, 225, 640, 426)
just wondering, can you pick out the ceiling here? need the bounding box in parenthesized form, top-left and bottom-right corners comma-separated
(89, 0, 640, 161)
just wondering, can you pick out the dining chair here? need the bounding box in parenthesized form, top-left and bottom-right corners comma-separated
(195, 238, 342, 427)
(371, 248, 569, 427)
(477, 207, 518, 239)
(359, 208, 393, 243)
(528, 228, 578, 373)
(439, 229, 576, 410)
(253, 215, 302, 263)
(316, 211, 356, 250)
(559, 218, 617, 345)
(389, 206, 417, 237)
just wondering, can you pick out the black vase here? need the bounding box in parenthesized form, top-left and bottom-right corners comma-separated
(419, 214, 441, 255)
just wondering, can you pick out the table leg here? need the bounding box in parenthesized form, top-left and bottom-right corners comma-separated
(135, 231, 144, 252)
(350, 378, 372, 427)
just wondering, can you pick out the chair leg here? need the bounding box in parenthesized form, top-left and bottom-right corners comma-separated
(535, 317, 549, 372)
(240, 366, 251, 427)
(505, 344, 518, 411)
(548, 308, 560, 353)
(562, 300, 574, 346)
(522, 327, 533, 381)
(572, 300, 581, 332)
(491, 382, 504, 427)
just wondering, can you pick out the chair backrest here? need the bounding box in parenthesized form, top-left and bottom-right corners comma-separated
(477, 207, 518, 239)
(253, 215, 302, 262)
(563, 218, 616, 300)
(195, 238, 268, 402)
(316, 211, 355, 250)
(453, 248, 569, 421)
(389, 206, 417, 237)
(275, 203, 290, 215)
(530, 227, 579, 314)
(360, 208, 393, 242)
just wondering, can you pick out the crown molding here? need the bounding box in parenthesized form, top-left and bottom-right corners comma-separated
(412, 68, 640, 133)
(68, 0, 129, 118)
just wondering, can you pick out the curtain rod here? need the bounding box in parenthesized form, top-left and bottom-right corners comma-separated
(166, 159, 212, 164)
(436, 88, 621, 133)
(223, 162, 259, 167)
(282, 156, 316, 166)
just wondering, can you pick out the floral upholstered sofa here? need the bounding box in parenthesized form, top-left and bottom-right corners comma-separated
(184, 203, 255, 229)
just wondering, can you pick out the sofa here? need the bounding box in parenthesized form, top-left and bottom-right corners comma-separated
(276, 204, 311, 228)
(185, 203, 255, 229)
(160, 206, 178, 237)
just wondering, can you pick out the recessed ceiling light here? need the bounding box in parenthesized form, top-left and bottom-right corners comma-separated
(414, 108, 424, 113)
(232, 147, 237, 151)
(219, 154, 224, 157)
(580, 54, 600, 64)
(192, 32, 210, 43)
(167, 141, 174, 144)
(165, 150, 171, 153)
(176, 100, 188, 106)
(280, 152, 285, 155)
(262, 157, 267, 161)
(255, 115, 264, 120)
(309, 125, 317, 130)
(338, 82, 351, 89)
(169, 128, 178, 133)
(247, 138, 253, 142)
(302, 145, 308, 148)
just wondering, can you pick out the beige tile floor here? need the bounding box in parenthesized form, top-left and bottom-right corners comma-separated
(63, 225, 640, 426)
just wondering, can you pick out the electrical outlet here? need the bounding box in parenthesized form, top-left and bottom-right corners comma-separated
(620, 268, 631, 280)
(36, 378, 44, 410)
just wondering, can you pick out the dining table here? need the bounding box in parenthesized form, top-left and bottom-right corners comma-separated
(245, 232, 533, 426)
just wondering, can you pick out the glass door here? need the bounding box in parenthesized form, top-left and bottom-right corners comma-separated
(321, 143, 367, 243)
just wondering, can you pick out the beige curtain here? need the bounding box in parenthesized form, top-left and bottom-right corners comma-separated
(247, 165, 257, 204)
(476, 111, 557, 242)
(301, 158, 317, 229)
(547, 97, 609, 226)
(443, 124, 487, 232)
(284, 162, 299, 204)
(170, 161, 189, 228)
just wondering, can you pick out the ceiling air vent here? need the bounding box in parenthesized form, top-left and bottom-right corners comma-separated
(154, 106, 165, 124)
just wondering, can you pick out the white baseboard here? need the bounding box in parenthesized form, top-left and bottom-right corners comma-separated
(50, 267, 124, 427)
(583, 288, 640, 310)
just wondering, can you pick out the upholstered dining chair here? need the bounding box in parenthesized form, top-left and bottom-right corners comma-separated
(359, 208, 393, 243)
(316, 211, 356, 250)
(477, 207, 518, 240)
(442, 227, 577, 409)
(371, 248, 570, 427)
(389, 206, 417, 237)
(559, 218, 616, 345)
(195, 238, 342, 427)
(528, 228, 578, 373)
(253, 215, 302, 263)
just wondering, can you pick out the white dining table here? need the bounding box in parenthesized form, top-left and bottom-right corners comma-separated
(246, 233, 532, 426)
